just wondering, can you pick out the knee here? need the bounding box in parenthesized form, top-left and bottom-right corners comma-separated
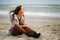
(25, 26, 31, 29)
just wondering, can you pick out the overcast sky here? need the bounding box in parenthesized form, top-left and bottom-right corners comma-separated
(0, 0, 60, 4)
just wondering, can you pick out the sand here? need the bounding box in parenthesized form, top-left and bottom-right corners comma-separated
(0, 17, 60, 40)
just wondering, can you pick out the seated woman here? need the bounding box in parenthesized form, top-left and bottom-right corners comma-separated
(8, 5, 41, 38)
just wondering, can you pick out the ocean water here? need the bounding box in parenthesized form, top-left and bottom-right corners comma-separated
(0, 4, 60, 18)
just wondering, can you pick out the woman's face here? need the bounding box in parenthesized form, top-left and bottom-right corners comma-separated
(18, 7, 24, 16)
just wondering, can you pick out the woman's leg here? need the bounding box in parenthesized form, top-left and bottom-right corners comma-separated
(11, 26, 24, 36)
(22, 25, 41, 38)
(22, 26, 36, 36)
(12, 25, 35, 36)
(12, 25, 40, 38)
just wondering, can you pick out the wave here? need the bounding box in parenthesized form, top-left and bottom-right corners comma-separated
(0, 4, 60, 18)
(0, 11, 60, 18)
(0, 4, 60, 11)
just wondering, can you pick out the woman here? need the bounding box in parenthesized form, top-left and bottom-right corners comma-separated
(8, 5, 41, 38)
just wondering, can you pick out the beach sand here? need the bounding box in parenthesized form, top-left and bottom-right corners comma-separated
(0, 16, 60, 40)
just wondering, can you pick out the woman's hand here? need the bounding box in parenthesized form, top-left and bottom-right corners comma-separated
(20, 25, 27, 27)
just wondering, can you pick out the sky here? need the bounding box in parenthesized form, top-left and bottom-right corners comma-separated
(0, 0, 60, 4)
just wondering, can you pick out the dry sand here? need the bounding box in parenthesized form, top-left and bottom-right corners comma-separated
(0, 17, 60, 40)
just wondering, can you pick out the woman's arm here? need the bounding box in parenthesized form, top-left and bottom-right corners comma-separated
(23, 15, 27, 25)
(15, 23, 27, 34)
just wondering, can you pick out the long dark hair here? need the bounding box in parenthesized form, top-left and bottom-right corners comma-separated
(10, 5, 22, 21)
